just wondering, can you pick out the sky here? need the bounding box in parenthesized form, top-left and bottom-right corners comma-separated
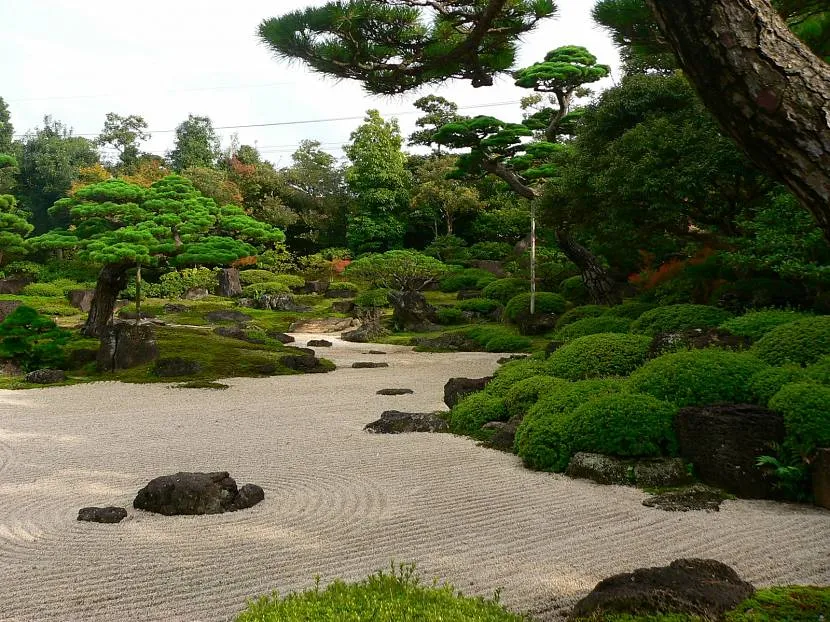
(1, 0, 621, 165)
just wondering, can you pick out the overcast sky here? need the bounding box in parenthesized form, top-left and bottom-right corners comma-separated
(1, 1, 620, 165)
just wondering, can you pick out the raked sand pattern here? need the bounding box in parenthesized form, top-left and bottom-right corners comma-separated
(0, 335, 827, 622)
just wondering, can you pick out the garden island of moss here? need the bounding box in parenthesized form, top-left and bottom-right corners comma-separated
(0, 1, 828, 620)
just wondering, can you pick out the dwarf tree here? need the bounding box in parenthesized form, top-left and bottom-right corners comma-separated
(408, 95, 463, 153)
(0, 195, 32, 266)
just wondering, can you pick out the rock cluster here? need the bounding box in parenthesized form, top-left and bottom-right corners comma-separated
(133, 472, 264, 516)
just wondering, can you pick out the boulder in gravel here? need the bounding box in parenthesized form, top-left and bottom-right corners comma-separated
(376, 388, 414, 395)
(341, 323, 387, 343)
(205, 310, 252, 324)
(570, 558, 754, 620)
(352, 362, 389, 368)
(279, 354, 329, 373)
(484, 414, 522, 453)
(443, 377, 492, 409)
(77, 506, 127, 523)
(233, 484, 265, 510)
(267, 331, 294, 344)
(497, 354, 529, 364)
(133, 471, 264, 515)
(642, 485, 729, 512)
(153, 357, 202, 378)
(565, 453, 690, 488)
(24, 369, 66, 384)
(367, 350, 386, 355)
(307, 339, 332, 347)
(675, 404, 785, 498)
(364, 410, 449, 434)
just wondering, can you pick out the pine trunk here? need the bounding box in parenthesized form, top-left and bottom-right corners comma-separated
(555, 230, 620, 305)
(82, 262, 130, 338)
(646, 0, 830, 242)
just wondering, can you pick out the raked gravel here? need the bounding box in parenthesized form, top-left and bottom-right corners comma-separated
(0, 334, 827, 622)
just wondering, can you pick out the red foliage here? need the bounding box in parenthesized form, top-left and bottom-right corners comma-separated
(331, 258, 351, 274)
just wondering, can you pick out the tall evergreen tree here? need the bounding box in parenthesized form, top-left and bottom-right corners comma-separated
(96, 113, 150, 171)
(0, 96, 13, 153)
(167, 115, 221, 172)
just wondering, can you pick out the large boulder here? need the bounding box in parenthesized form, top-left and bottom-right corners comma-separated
(66, 348, 98, 370)
(290, 317, 360, 333)
(675, 404, 785, 498)
(813, 448, 830, 510)
(484, 414, 522, 452)
(267, 331, 295, 344)
(352, 361, 389, 368)
(97, 323, 159, 372)
(217, 267, 242, 297)
(258, 293, 311, 312)
(514, 312, 558, 336)
(306, 339, 332, 348)
(467, 259, 506, 277)
(133, 472, 264, 515)
(0, 278, 30, 295)
(443, 377, 492, 409)
(24, 369, 66, 384)
(364, 411, 449, 434)
(0, 300, 22, 322)
(331, 300, 356, 315)
(388, 290, 439, 332)
(184, 287, 209, 300)
(569, 558, 754, 621)
(279, 353, 329, 373)
(565, 453, 691, 488)
(301, 280, 328, 294)
(214, 325, 264, 344)
(68, 289, 96, 313)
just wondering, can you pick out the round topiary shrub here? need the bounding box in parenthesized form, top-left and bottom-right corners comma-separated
(485, 358, 554, 397)
(559, 275, 589, 304)
(603, 302, 657, 320)
(21, 278, 85, 297)
(629, 349, 768, 407)
(456, 298, 502, 315)
(805, 355, 830, 385)
(749, 365, 805, 406)
(546, 333, 652, 380)
(554, 305, 608, 330)
(504, 375, 567, 419)
(504, 292, 567, 323)
(769, 382, 830, 459)
(241, 281, 290, 297)
(439, 268, 497, 293)
(354, 288, 390, 308)
(751, 316, 830, 366)
(239, 269, 279, 285)
(552, 316, 632, 342)
(720, 309, 813, 342)
(567, 393, 679, 458)
(514, 379, 624, 471)
(482, 278, 528, 304)
(630, 304, 733, 336)
(328, 281, 359, 292)
(483, 333, 533, 353)
(436, 307, 464, 325)
(271, 274, 306, 289)
(449, 392, 508, 435)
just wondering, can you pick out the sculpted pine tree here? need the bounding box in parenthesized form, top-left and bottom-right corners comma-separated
(0, 195, 33, 266)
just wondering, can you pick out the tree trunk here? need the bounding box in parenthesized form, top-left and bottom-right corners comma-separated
(555, 230, 620, 305)
(82, 262, 130, 338)
(646, 0, 830, 242)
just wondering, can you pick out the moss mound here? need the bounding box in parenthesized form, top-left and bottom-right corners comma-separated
(450, 392, 508, 436)
(720, 309, 813, 341)
(482, 278, 529, 304)
(752, 316, 830, 366)
(631, 305, 733, 336)
(547, 333, 652, 380)
(504, 375, 568, 419)
(553, 316, 632, 341)
(485, 358, 553, 397)
(504, 292, 567, 322)
(554, 305, 608, 330)
(769, 382, 830, 458)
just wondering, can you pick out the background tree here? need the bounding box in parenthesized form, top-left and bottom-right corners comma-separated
(96, 113, 150, 172)
(167, 115, 221, 172)
(0, 194, 32, 266)
(410, 155, 481, 237)
(182, 166, 243, 207)
(0, 97, 13, 153)
(0, 153, 17, 195)
(408, 95, 463, 153)
(344, 110, 411, 254)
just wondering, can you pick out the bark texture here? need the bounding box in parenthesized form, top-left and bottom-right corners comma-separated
(646, 0, 830, 242)
(82, 263, 130, 338)
(556, 230, 620, 305)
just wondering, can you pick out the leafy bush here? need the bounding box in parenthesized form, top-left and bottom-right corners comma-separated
(568, 393, 679, 458)
(720, 309, 813, 342)
(437, 307, 464, 325)
(560, 275, 589, 304)
(3, 261, 43, 279)
(547, 333, 652, 380)
(603, 302, 657, 320)
(159, 267, 218, 298)
(241, 281, 290, 297)
(481, 278, 528, 304)
(554, 305, 608, 330)
(514, 379, 624, 471)
(483, 333, 533, 353)
(354, 288, 390, 308)
(769, 382, 830, 459)
(456, 298, 502, 315)
(22, 280, 82, 297)
(631, 304, 733, 336)
(552, 316, 631, 341)
(348, 250, 449, 291)
(805, 355, 830, 384)
(423, 235, 469, 262)
(256, 246, 297, 273)
(237, 563, 525, 622)
(0, 306, 72, 371)
(328, 281, 359, 292)
(484, 357, 553, 397)
(751, 316, 830, 366)
(440, 268, 497, 292)
(271, 274, 305, 289)
(504, 375, 567, 419)
(505, 292, 567, 322)
(749, 365, 805, 406)
(629, 349, 768, 407)
(239, 269, 280, 285)
(467, 241, 513, 261)
(450, 392, 508, 435)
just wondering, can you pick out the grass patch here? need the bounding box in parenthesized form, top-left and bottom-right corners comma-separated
(0, 294, 83, 320)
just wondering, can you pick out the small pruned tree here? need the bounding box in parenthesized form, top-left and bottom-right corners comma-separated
(0, 195, 33, 266)
(0, 306, 71, 372)
(408, 95, 464, 153)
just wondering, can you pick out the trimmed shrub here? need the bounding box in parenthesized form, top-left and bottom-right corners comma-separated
(158, 267, 217, 298)
(720, 309, 813, 341)
(485, 358, 553, 397)
(629, 349, 768, 407)
(751, 316, 830, 366)
(554, 305, 608, 330)
(769, 382, 830, 459)
(559, 275, 589, 304)
(547, 333, 652, 380)
(239, 269, 280, 285)
(505, 292, 567, 323)
(749, 365, 805, 406)
(568, 393, 679, 458)
(271, 274, 305, 289)
(483, 333, 533, 353)
(449, 392, 508, 435)
(603, 302, 657, 320)
(456, 298, 502, 315)
(354, 288, 390, 308)
(439, 268, 497, 292)
(241, 281, 290, 297)
(328, 281, 359, 292)
(552, 316, 631, 341)
(22, 279, 86, 297)
(467, 241, 513, 261)
(4, 261, 43, 280)
(0, 306, 71, 371)
(482, 278, 528, 304)
(631, 304, 733, 336)
(504, 375, 567, 419)
(514, 379, 624, 471)
(805, 355, 830, 385)
(437, 307, 464, 325)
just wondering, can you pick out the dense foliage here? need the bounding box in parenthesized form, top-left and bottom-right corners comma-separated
(546, 333, 652, 380)
(0, 306, 71, 371)
(751, 316, 830, 366)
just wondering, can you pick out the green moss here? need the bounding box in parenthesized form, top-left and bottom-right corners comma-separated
(748, 365, 805, 406)
(0, 294, 81, 317)
(752, 316, 830, 366)
(504, 375, 567, 419)
(724, 585, 830, 621)
(804, 355, 830, 384)
(631, 304, 733, 336)
(482, 278, 529, 304)
(450, 392, 509, 436)
(552, 316, 632, 341)
(603, 302, 658, 320)
(457, 298, 502, 315)
(720, 310, 813, 341)
(437, 307, 465, 325)
(547, 334, 652, 380)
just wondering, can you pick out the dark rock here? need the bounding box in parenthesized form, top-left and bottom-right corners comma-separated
(467, 260, 506, 277)
(301, 280, 328, 294)
(376, 388, 414, 395)
(364, 410, 449, 433)
(205, 310, 252, 324)
(352, 362, 389, 368)
(267, 331, 295, 344)
(118, 310, 156, 320)
(642, 485, 728, 512)
(214, 325, 264, 344)
(133, 471, 264, 515)
(484, 415, 522, 452)
(0, 300, 22, 322)
(24, 369, 66, 384)
(812, 448, 830, 510)
(77, 506, 128, 523)
(68, 289, 96, 313)
(649, 328, 752, 358)
(514, 312, 558, 336)
(325, 287, 356, 299)
(307, 339, 332, 347)
(570, 558, 754, 621)
(482, 421, 507, 431)
(163, 303, 188, 313)
(341, 323, 387, 343)
(217, 267, 242, 297)
(412, 333, 481, 352)
(331, 300, 356, 314)
(367, 350, 386, 355)
(258, 293, 311, 312)
(184, 287, 209, 300)
(388, 290, 439, 332)
(252, 363, 278, 375)
(675, 404, 785, 498)
(67, 348, 98, 370)
(153, 357, 202, 377)
(456, 289, 483, 300)
(0, 278, 30, 295)
(444, 377, 493, 409)
(0, 361, 22, 377)
(279, 354, 328, 373)
(97, 323, 159, 372)
(497, 354, 529, 365)
(545, 341, 565, 358)
(289, 317, 360, 333)
(565, 453, 691, 488)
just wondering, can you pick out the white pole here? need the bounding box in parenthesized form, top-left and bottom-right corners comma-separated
(530, 200, 536, 315)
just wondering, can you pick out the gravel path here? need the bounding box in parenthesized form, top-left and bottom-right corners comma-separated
(0, 335, 827, 621)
